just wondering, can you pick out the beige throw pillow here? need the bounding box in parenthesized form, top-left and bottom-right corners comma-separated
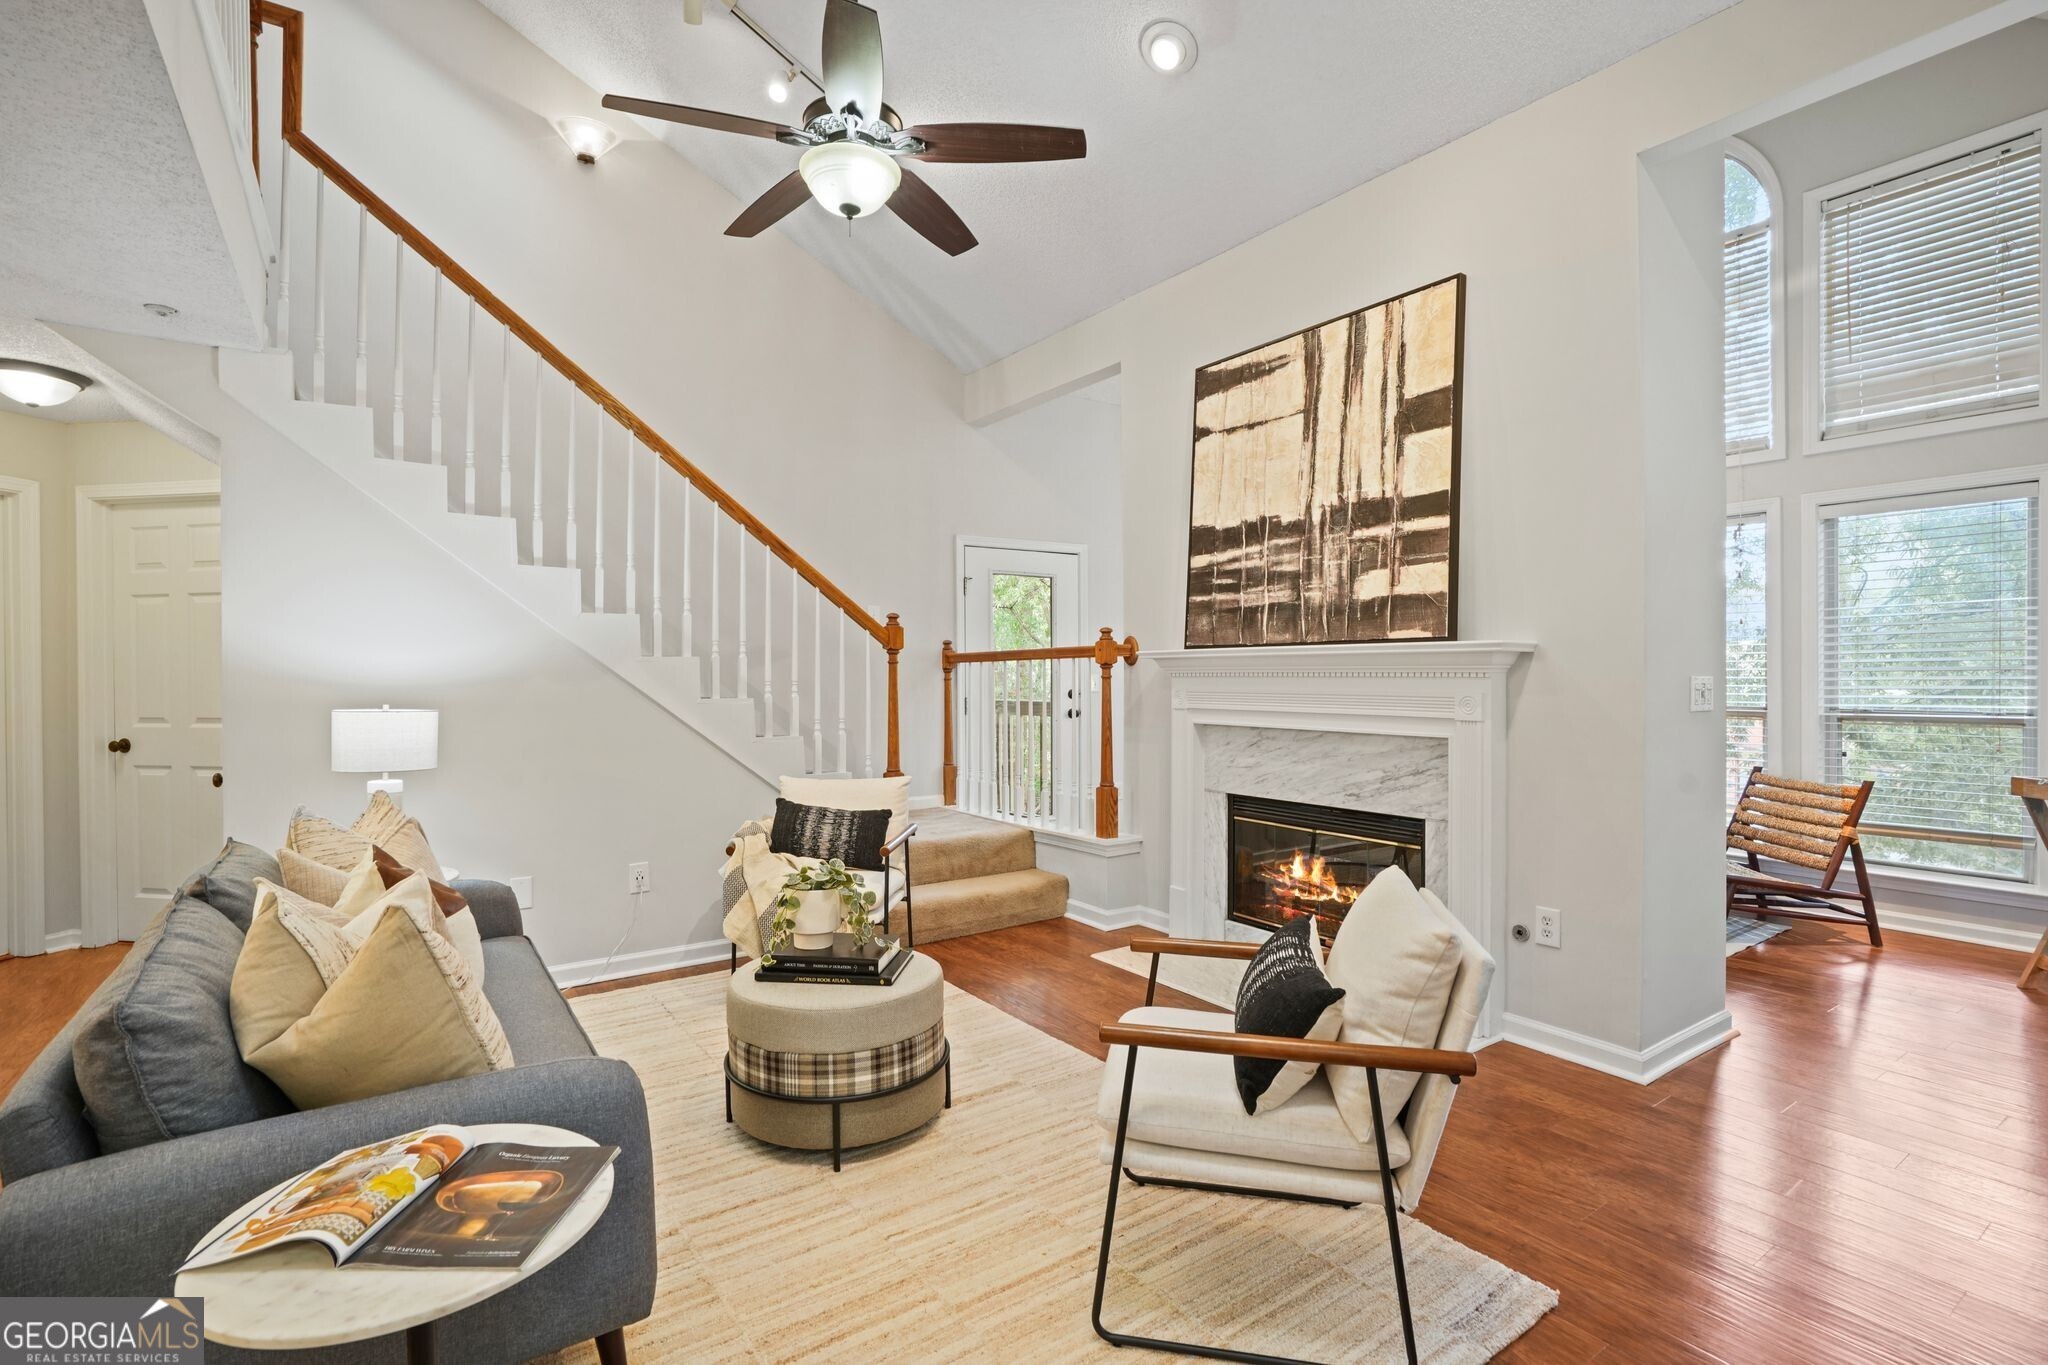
(331, 852, 484, 984)
(353, 792, 446, 882)
(285, 806, 371, 872)
(276, 847, 351, 905)
(230, 881, 512, 1110)
(1321, 867, 1462, 1145)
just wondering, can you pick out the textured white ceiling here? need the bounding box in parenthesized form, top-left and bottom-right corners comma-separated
(0, 314, 216, 452)
(478, 0, 1735, 369)
(0, 0, 257, 346)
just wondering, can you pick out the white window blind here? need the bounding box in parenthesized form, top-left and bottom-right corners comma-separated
(1726, 515, 1768, 809)
(1819, 132, 2043, 441)
(1725, 228, 1773, 454)
(1819, 487, 2039, 878)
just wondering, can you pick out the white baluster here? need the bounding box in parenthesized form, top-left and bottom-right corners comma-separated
(709, 512, 721, 697)
(762, 549, 774, 734)
(311, 174, 327, 402)
(736, 526, 749, 704)
(678, 483, 693, 661)
(648, 461, 664, 658)
(787, 567, 800, 753)
(592, 417, 606, 609)
(622, 430, 637, 616)
(460, 299, 478, 511)
(271, 152, 292, 346)
(428, 272, 443, 465)
(565, 399, 578, 569)
(497, 332, 513, 517)
(811, 587, 822, 771)
(863, 641, 873, 778)
(836, 613, 847, 775)
(530, 357, 545, 562)
(391, 253, 405, 457)
(354, 210, 368, 403)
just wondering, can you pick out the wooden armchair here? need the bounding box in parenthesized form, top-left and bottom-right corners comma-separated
(1092, 886, 1490, 1365)
(1726, 766, 1880, 944)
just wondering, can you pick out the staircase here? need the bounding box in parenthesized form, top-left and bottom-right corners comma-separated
(908, 808, 1070, 943)
(232, 3, 902, 789)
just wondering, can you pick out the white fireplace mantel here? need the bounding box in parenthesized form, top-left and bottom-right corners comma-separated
(1151, 641, 1535, 1043)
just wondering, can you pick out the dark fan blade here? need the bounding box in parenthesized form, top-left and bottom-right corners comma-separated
(903, 123, 1087, 164)
(602, 95, 792, 140)
(889, 166, 977, 256)
(725, 171, 812, 238)
(821, 0, 884, 121)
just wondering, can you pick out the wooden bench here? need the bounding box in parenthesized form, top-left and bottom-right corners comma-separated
(1726, 767, 1881, 945)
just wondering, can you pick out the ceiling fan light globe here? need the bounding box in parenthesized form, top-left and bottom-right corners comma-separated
(767, 77, 790, 104)
(798, 141, 901, 221)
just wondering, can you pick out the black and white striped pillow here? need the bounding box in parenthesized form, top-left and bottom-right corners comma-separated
(769, 799, 892, 871)
(1233, 916, 1347, 1115)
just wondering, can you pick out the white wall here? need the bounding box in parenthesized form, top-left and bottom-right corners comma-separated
(962, 0, 2019, 1060)
(1726, 21, 2048, 946)
(0, 411, 219, 948)
(277, 0, 1121, 798)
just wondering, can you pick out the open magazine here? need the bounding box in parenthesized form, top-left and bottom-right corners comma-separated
(181, 1126, 618, 1272)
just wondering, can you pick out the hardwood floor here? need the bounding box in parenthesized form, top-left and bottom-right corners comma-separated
(9, 918, 2046, 1360)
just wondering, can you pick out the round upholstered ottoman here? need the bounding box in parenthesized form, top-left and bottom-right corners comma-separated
(723, 953, 949, 1170)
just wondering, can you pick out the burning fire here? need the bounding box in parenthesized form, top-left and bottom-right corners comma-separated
(1254, 851, 1360, 906)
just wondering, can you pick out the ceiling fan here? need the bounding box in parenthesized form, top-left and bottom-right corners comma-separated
(602, 0, 1086, 256)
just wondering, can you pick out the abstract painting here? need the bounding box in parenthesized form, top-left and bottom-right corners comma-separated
(1185, 274, 1465, 647)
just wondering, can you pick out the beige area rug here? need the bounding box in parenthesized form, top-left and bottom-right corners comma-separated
(1094, 943, 1246, 1010)
(546, 971, 1555, 1364)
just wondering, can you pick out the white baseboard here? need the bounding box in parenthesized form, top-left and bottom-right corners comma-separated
(1065, 900, 1168, 933)
(43, 929, 81, 954)
(1502, 1008, 1735, 1085)
(547, 937, 729, 989)
(1878, 906, 2040, 954)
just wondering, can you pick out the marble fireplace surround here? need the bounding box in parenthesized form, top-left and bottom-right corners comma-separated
(1152, 641, 1535, 1044)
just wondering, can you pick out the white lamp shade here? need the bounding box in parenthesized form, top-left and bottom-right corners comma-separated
(331, 707, 439, 774)
(798, 142, 902, 219)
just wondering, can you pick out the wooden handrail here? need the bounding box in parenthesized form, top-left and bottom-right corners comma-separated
(253, 3, 903, 776)
(1100, 1022, 1479, 1079)
(942, 627, 1136, 836)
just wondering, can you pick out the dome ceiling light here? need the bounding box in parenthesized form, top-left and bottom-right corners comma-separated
(1140, 20, 1197, 74)
(0, 360, 94, 409)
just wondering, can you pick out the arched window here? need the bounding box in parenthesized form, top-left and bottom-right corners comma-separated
(1724, 145, 1778, 458)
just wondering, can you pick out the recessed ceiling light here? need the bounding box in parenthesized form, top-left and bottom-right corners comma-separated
(0, 360, 94, 409)
(1140, 20, 1196, 74)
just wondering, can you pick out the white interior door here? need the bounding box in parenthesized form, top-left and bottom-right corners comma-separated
(959, 542, 1083, 825)
(100, 497, 224, 941)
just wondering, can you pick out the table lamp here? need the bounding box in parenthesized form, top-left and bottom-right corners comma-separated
(331, 705, 439, 807)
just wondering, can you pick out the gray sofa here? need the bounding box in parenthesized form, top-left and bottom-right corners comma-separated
(0, 841, 655, 1364)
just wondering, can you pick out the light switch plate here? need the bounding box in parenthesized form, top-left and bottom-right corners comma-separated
(508, 875, 533, 909)
(1690, 675, 1714, 712)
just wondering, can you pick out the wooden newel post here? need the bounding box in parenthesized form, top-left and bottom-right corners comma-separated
(1093, 628, 1139, 838)
(940, 641, 958, 805)
(883, 612, 904, 778)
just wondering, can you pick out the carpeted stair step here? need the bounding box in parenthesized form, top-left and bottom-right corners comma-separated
(904, 868, 1069, 945)
(908, 807, 1039, 885)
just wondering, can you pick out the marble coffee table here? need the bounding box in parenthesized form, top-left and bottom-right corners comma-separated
(176, 1122, 617, 1364)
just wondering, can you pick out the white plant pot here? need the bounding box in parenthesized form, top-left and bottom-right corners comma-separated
(789, 889, 843, 950)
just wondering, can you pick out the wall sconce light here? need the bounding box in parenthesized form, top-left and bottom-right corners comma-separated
(554, 115, 621, 164)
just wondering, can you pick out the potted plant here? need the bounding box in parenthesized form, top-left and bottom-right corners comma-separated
(763, 860, 881, 961)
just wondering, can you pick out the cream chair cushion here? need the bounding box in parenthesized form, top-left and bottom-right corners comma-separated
(1096, 1007, 1408, 1172)
(1322, 867, 1461, 1145)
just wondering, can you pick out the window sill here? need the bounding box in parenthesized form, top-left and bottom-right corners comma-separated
(1799, 400, 2045, 459)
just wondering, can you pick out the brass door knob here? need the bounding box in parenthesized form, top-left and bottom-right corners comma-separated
(108, 738, 131, 754)
(212, 773, 223, 788)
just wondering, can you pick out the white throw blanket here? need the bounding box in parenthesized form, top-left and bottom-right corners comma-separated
(719, 817, 817, 958)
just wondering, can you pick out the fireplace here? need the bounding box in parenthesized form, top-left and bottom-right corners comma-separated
(1227, 795, 1426, 940)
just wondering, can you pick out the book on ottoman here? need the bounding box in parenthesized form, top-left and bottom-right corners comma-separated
(757, 935, 911, 986)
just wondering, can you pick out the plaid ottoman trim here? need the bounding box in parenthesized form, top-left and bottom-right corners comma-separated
(728, 1018, 946, 1099)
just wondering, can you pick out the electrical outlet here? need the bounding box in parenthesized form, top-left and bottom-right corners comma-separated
(508, 876, 534, 909)
(628, 862, 651, 895)
(1535, 907, 1562, 948)
(1690, 675, 1714, 712)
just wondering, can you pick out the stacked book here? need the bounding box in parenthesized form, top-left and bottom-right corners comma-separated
(756, 934, 913, 986)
